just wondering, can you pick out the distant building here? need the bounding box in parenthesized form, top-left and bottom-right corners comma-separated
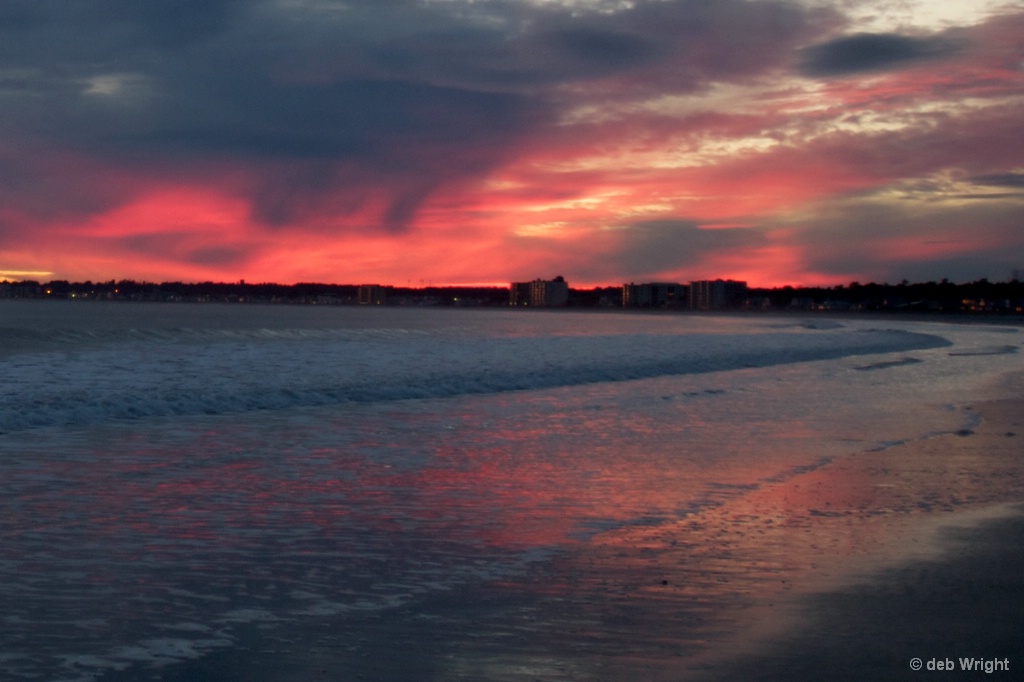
(357, 284, 391, 305)
(689, 279, 747, 310)
(509, 276, 569, 307)
(622, 282, 688, 308)
(532, 277, 569, 307)
(509, 281, 533, 307)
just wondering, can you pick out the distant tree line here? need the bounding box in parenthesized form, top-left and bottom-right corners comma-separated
(0, 279, 360, 303)
(0, 279, 514, 306)
(1, 276, 1022, 314)
(748, 278, 1024, 313)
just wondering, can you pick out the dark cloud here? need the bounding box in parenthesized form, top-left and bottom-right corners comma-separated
(0, 148, 136, 222)
(117, 232, 254, 268)
(187, 245, 252, 267)
(868, 248, 1024, 285)
(969, 173, 1024, 188)
(614, 220, 761, 278)
(799, 32, 962, 77)
(1, 0, 832, 148)
(536, 26, 662, 71)
(131, 79, 536, 162)
(0, 0, 846, 237)
(0, 0, 242, 76)
(790, 198, 1024, 283)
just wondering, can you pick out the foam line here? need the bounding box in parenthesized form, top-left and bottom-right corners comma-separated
(0, 329, 950, 432)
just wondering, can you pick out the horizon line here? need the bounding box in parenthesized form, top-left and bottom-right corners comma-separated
(3, 276, 1022, 291)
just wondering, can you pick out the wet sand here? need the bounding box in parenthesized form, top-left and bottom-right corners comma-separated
(677, 398, 1024, 681)
(105, 397, 1024, 682)
(568, 397, 1024, 682)
(687, 508, 1024, 681)
(680, 396, 1024, 680)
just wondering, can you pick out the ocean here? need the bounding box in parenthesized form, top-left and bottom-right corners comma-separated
(1, 301, 1021, 681)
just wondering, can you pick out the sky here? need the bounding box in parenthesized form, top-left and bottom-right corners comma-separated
(1, 0, 1023, 287)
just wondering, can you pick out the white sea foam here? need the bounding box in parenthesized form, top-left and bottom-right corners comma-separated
(0, 326, 950, 432)
(1, 305, 1021, 682)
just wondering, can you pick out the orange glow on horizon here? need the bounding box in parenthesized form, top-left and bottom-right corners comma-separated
(0, 4, 1021, 288)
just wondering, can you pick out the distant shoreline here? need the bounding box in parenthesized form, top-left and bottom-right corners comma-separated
(2, 277, 1022, 317)
(650, 394, 1024, 681)
(3, 295, 1022, 327)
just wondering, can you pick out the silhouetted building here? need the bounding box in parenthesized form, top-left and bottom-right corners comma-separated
(689, 279, 747, 310)
(623, 282, 688, 307)
(533, 277, 569, 307)
(357, 284, 390, 305)
(509, 281, 533, 307)
(510, 277, 569, 307)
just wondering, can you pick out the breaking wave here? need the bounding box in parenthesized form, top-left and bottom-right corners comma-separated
(0, 327, 951, 432)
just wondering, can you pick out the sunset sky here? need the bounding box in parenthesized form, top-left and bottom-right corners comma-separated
(1, 0, 1023, 287)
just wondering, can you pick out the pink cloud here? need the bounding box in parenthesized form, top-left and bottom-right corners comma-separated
(2, 2, 1022, 287)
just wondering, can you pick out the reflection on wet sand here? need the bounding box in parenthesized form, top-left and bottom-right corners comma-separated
(145, 400, 1024, 682)
(447, 398, 1024, 682)
(7, 374, 1023, 681)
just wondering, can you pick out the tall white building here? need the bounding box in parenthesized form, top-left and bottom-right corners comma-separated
(510, 277, 569, 306)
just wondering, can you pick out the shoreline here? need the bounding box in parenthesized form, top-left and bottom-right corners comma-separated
(677, 395, 1024, 681)
(109, 396, 1024, 682)
(683, 503, 1024, 681)
(2, 297, 1023, 329)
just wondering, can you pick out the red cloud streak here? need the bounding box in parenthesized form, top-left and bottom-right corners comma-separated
(2, 3, 1022, 287)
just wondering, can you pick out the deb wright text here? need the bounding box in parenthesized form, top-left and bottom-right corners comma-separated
(909, 657, 1010, 673)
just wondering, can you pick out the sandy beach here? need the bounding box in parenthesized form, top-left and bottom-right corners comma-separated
(683, 396, 1024, 681)
(689, 507, 1024, 681)
(108, 389, 1024, 682)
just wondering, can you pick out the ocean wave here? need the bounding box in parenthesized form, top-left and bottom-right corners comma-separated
(0, 329, 950, 432)
(0, 323, 435, 350)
